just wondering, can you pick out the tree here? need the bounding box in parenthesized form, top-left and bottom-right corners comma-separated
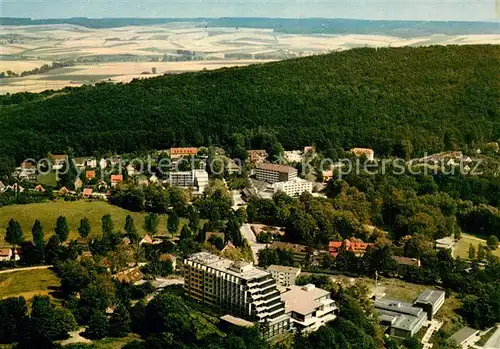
(0, 297, 27, 343)
(486, 235, 499, 250)
(31, 219, 44, 247)
(108, 303, 131, 338)
(144, 214, 160, 235)
(145, 293, 195, 338)
(101, 214, 114, 236)
(180, 225, 192, 241)
(468, 244, 476, 259)
(477, 244, 486, 261)
(5, 219, 23, 247)
(125, 215, 137, 236)
(78, 218, 91, 238)
(55, 216, 69, 242)
(84, 311, 109, 339)
(26, 295, 77, 343)
(167, 211, 179, 239)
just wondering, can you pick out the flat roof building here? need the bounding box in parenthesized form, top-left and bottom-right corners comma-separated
(450, 327, 480, 349)
(281, 284, 337, 333)
(413, 289, 445, 320)
(267, 265, 301, 287)
(183, 252, 290, 339)
(272, 178, 312, 197)
(255, 163, 297, 183)
(374, 298, 427, 339)
(169, 170, 209, 194)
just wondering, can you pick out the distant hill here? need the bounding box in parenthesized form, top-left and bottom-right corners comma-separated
(0, 45, 499, 162)
(1, 17, 499, 37)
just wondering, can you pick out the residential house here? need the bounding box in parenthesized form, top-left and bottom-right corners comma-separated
(303, 146, 315, 154)
(392, 256, 421, 268)
(281, 284, 337, 333)
(82, 188, 93, 198)
(139, 234, 153, 245)
(0, 248, 12, 261)
(9, 183, 24, 193)
(269, 242, 308, 266)
(328, 239, 374, 258)
(350, 148, 375, 161)
(0, 181, 6, 193)
(267, 265, 301, 287)
(227, 160, 242, 175)
(99, 158, 108, 169)
(449, 327, 480, 349)
(114, 267, 144, 285)
(126, 164, 136, 177)
(159, 253, 177, 270)
(50, 154, 68, 170)
(435, 236, 456, 250)
(170, 147, 198, 159)
(34, 184, 46, 193)
(136, 175, 149, 186)
(247, 150, 268, 164)
(110, 175, 123, 187)
(74, 157, 87, 169)
(59, 187, 70, 195)
(74, 177, 83, 190)
(87, 158, 97, 168)
(149, 174, 159, 184)
(96, 180, 108, 191)
(86, 170, 96, 180)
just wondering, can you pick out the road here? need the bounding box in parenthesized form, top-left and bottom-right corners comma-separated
(484, 325, 500, 349)
(240, 223, 266, 264)
(421, 320, 442, 349)
(0, 265, 53, 274)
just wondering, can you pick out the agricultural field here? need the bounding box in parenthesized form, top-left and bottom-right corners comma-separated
(0, 200, 181, 246)
(0, 268, 60, 300)
(454, 233, 500, 259)
(1, 23, 499, 93)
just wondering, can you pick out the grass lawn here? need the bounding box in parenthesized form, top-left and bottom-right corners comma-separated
(37, 171, 57, 187)
(379, 277, 428, 302)
(454, 233, 500, 260)
(93, 334, 142, 349)
(0, 268, 60, 300)
(0, 201, 184, 246)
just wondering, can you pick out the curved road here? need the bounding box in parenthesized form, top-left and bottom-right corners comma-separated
(0, 265, 53, 274)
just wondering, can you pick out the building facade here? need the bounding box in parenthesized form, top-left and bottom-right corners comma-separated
(375, 298, 427, 339)
(170, 147, 198, 159)
(267, 265, 301, 287)
(272, 178, 313, 197)
(183, 252, 290, 338)
(255, 163, 297, 183)
(168, 170, 209, 194)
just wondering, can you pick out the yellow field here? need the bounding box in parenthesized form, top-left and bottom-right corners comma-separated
(454, 233, 500, 260)
(1, 23, 499, 94)
(0, 201, 175, 246)
(0, 268, 60, 300)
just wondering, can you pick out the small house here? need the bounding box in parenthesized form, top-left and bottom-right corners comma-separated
(59, 186, 69, 195)
(74, 177, 83, 190)
(34, 184, 46, 193)
(159, 253, 177, 270)
(110, 175, 123, 187)
(86, 170, 96, 180)
(0, 248, 12, 261)
(82, 188, 93, 198)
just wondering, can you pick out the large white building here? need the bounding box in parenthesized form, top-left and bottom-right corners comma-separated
(168, 170, 209, 194)
(255, 163, 297, 183)
(281, 284, 337, 333)
(183, 252, 291, 338)
(267, 265, 301, 287)
(272, 178, 313, 197)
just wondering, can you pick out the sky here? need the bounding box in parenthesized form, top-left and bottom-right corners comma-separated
(1, 0, 499, 22)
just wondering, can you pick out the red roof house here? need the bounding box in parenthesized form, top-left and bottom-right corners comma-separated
(329, 239, 374, 258)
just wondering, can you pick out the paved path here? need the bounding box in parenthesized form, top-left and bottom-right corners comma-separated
(484, 325, 500, 349)
(0, 265, 53, 274)
(421, 320, 442, 349)
(240, 223, 267, 263)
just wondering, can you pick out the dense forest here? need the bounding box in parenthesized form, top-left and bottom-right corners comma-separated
(0, 45, 498, 163)
(1, 17, 500, 36)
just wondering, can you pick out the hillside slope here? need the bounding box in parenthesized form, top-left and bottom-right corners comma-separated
(0, 45, 499, 161)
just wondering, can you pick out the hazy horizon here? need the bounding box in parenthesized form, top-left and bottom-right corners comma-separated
(2, 0, 499, 22)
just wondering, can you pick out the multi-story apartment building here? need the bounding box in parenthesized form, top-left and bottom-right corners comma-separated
(183, 252, 290, 338)
(255, 163, 297, 183)
(267, 265, 301, 287)
(272, 178, 313, 197)
(168, 170, 209, 194)
(281, 284, 337, 333)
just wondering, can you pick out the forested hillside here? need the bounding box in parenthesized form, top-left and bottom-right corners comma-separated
(0, 45, 499, 162)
